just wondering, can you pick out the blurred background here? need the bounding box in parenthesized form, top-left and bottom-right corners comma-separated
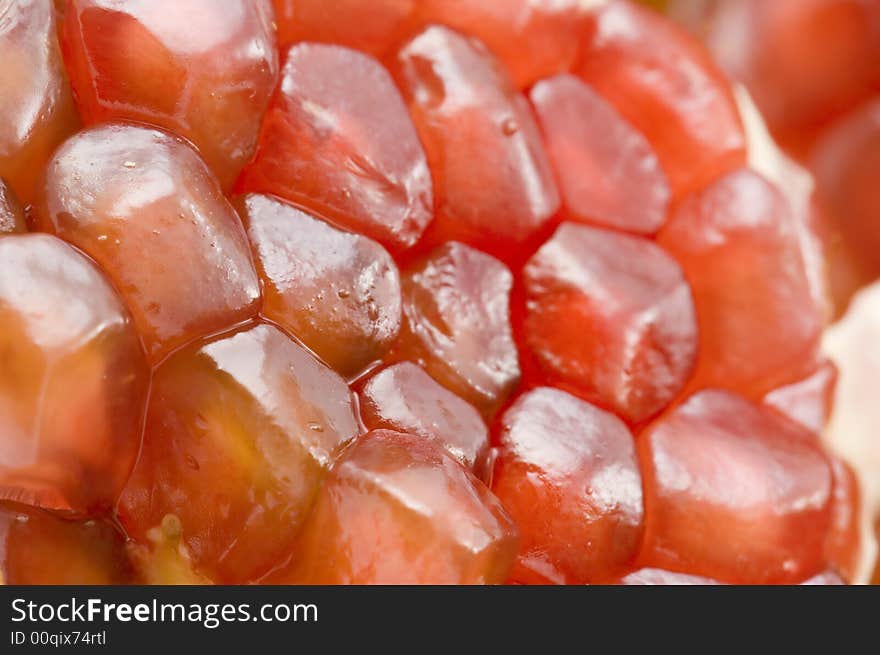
(641, 0, 880, 583)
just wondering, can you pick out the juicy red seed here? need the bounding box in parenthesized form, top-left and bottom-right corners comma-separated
(267, 429, 519, 584)
(358, 362, 489, 470)
(417, 0, 592, 89)
(0, 234, 148, 515)
(492, 387, 643, 584)
(763, 358, 838, 435)
(658, 168, 823, 399)
(32, 123, 261, 363)
(575, 0, 746, 196)
(638, 389, 833, 584)
(393, 25, 560, 261)
(118, 322, 360, 584)
(393, 241, 521, 417)
(530, 73, 670, 235)
(61, 0, 278, 189)
(522, 222, 697, 424)
(0, 0, 77, 205)
(238, 193, 402, 379)
(618, 568, 719, 586)
(0, 502, 132, 585)
(237, 42, 433, 252)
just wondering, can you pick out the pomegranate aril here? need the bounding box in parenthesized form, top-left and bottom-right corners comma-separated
(271, 0, 420, 58)
(658, 168, 823, 399)
(61, 0, 278, 189)
(575, 0, 746, 196)
(763, 359, 838, 435)
(522, 222, 697, 424)
(118, 323, 360, 584)
(825, 456, 862, 583)
(393, 25, 559, 260)
(638, 389, 833, 584)
(0, 502, 132, 585)
(417, 0, 592, 89)
(33, 124, 261, 363)
(811, 99, 880, 294)
(0, 0, 78, 204)
(394, 242, 520, 417)
(530, 74, 670, 235)
(0, 234, 147, 514)
(358, 363, 488, 470)
(238, 194, 402, 379)
(0, 179, 26, 234)
(237, 43, 433, 253)
(492, 388, 643, 584)
(268, 430, 518, 584)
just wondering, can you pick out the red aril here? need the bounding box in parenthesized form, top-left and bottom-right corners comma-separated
(0, 0, 78, 204)
(393, 25, 559, 261)
(118, 323, 360, 583)
(0, 179, 26, 234)
(61, 0, 279, 189)
(638, 389, 833, 584)
(33, 124, 261, 363)
(530, 73, 670, 235)
(658, 169, 823, 399)
(492, 388, 643, 584)
(575, 0, 746, 196)
(522, 222, 697, 424)
(237, 43, 433, 252)
(237, 193, 402, 379)
(358, 362, 489, 470)
(0, 234, 148, 515)
(268, 430, 518, 584)
(394, 242, 520, 416)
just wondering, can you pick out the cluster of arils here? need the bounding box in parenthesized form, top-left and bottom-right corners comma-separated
(0, 0, 868, 585)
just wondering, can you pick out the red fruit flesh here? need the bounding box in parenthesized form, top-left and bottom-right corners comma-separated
(394, 242, 521, 416)
(658, 169, 823, 399)
(522, 222, 697, 424)
(575, 0, 746, 196)
(0, 234, 148, 514)
(118, 323, 361, 584)
(0, 179, 26, 234)
(530, 73, 670, 235)
(61, 0, 279, 189)
(0, 0, 78, 204)
(0, 502, 132, 585)
(638, 390, 833, 584)
(33, 124, 261, 363)
(394, 25, 559, 260)
(492, 388, 643, 584)
(238, 193, 402, 379)
(358, 362, 489, 470)
(237, 43, 433, 252)
(268, 430, 518, 584)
